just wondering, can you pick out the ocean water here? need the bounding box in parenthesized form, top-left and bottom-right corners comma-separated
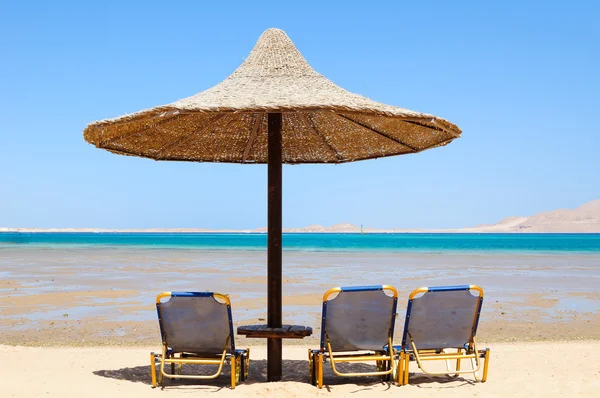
(0, 232, 599, 253)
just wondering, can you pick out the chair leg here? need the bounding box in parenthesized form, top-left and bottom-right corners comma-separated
(239, 352, 246, 382)
(158, 346, 166, 386)
(150, 353, 157, 388)
(481, 349, 490, 382)
(231, 355, 237, 389)
(376, 359, 385, 381)
(244, 349, 250, 381)
(308, 350, 316, 386)
(396, 352, 404, 386)
(383, 359, 392, 382)
(375, 359, 390, 382)
(390, 347, 396, 385)
(169, 352, 175, 380)
(471, 356, 480, 382)
(317, 353, 324, 389)
(404, 354, 410, 385)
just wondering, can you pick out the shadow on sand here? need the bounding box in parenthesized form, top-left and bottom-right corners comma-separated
(95, 359, 397, 390)
(94, 359, 476, 391)
(408, 374, 478, 388)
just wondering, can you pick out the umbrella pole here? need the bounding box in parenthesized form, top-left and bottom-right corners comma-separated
(267, 112, 283, 381)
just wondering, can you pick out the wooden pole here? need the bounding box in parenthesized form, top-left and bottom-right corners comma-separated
(267, 112, 283, 381)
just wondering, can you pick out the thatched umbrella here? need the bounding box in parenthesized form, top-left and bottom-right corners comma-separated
(83, 28, 461, 381)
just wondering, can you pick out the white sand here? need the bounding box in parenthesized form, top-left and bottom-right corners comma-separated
(2, 342, 599, 397)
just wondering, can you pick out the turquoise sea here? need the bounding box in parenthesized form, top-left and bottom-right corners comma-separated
(0, 232, 599, 253)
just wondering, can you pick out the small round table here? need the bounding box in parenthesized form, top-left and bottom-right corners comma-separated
(237, 324, 313, 381)
(237, 324, 313, 339)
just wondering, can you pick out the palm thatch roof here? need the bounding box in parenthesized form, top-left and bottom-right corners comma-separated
(83, 28, 461, 164)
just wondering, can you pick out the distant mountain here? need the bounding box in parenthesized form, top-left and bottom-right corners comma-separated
(2, 200, 598, 234)
(284, 224, 328, 233)
(254, 223, 360, 233)
(275, 200, 600, 233)
(453, 200, 600, 233)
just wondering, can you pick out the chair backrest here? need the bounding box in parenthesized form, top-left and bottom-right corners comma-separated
(320, 285, 398, 352)
(156, 292, 234, 354)
(401, 285, 483, 350)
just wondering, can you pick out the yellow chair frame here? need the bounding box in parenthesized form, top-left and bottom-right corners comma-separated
(396, 285, 490, 385)
(309, 285, 399, 388)
(150, 292, 249, 389)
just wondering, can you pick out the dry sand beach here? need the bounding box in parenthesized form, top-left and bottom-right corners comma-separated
(1, 245, 599, 397)
(2, 342, 600, 397)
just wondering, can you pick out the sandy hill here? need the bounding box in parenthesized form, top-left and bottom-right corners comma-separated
(3, 200, 599, 234)
(456, 200, 600, 233)
(284, 224, 328, 233)
(268, 223, 361, 233)
(279, 200, 600, 233)
(509, 199, 600, 232)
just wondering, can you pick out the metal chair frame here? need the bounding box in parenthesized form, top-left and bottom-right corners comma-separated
(150, 292, 249, 389)
(309, 285, 399, 388)
(396, 285, 490, 385)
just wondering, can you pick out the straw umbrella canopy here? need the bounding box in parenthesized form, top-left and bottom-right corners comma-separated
(83, 28, 461, 381)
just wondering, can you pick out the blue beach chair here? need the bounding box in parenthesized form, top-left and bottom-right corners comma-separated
(396, 285, 490, 385)
(309, 285, 399, 388)
(150, 292, 250, 389)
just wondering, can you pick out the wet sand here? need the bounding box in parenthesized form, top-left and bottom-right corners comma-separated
(1, 246, 599, 346)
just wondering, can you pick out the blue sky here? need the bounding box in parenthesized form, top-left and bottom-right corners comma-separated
(1, 1, 599, 229)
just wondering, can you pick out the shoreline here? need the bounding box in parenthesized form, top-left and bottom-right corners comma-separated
(2, 246, 600, 257)
(2, 229, 600, 234)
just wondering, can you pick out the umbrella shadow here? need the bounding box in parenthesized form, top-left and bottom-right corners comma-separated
(93, 359, 397, 391)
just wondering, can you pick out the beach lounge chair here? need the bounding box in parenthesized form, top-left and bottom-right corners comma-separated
(150, 292, 249, 389)
(396, 285, 490, 385)
(309, 285, 398, 388)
